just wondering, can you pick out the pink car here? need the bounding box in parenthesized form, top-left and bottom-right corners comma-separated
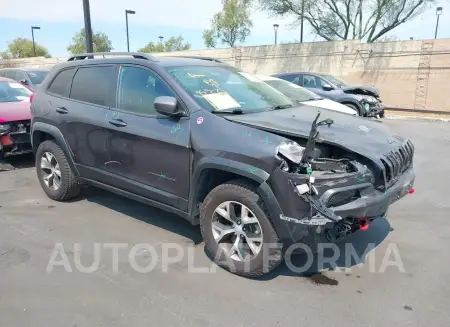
(0, 77, 33, 158)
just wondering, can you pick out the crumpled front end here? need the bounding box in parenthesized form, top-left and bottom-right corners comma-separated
(0, 120, 32, 157)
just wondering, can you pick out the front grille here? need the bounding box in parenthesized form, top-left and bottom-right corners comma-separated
(380, 140, 414, 187)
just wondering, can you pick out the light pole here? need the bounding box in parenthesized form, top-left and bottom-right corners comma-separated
(125, 9, 136, 52)
(273, 24, 279, 45)
(31, 26, 40, 57)
(435, 7, 443, 39)
(82, 0, 94, 53)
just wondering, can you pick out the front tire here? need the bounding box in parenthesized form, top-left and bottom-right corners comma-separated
(36, 140, 80, 201)
(200, 180, 283, 278)
(344, 103, 362, 116)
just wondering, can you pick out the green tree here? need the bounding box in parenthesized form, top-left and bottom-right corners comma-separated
(2, 38, 50, 58)
(203, 0, 253, 48)
(67, 28, 113, 54)
(138, 36, 191, 53)
(256, 0, 435, 43)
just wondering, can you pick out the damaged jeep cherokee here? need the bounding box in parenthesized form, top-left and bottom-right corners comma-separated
(31, 53, 415, 278)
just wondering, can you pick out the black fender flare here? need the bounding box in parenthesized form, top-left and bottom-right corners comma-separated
(188, 157, 292, 243)
(31, 122, 79, 176)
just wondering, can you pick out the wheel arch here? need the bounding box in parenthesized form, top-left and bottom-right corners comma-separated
(32, 122, 79, 176)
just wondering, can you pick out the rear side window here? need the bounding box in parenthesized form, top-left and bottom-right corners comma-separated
(70, 66, 115, 106)
(47, 68, 76, 97)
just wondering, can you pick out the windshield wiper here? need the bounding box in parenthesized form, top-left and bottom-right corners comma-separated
(271, 104, 293, 110)
(211, 108, 244, 114)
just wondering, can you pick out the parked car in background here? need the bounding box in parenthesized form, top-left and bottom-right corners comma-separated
(0, 77, 33, 158)
(256, 75, 357, 115)
(273, 72, 385, 118)
(31, 52, 415, 278)
(0, 68, 49, 91)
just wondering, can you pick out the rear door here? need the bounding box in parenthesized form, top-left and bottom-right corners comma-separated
(48, 65, 116, 179)
(103, 64, 191, 211)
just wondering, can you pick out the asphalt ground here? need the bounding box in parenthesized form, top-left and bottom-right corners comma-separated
(0, 119, 449, 327)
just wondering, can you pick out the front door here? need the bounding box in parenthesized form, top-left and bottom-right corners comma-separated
(104, 65, 191, 211)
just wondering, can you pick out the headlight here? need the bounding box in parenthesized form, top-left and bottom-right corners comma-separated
(277, 141, 305, 164)
(360, 95, 377, 103)
(0, 123, 11, 133)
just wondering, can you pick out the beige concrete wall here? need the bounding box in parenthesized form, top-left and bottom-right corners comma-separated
(2, 38, 450, 112)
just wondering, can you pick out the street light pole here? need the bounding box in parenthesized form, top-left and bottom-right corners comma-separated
(125, 10, 136, 52)
(435, 7, 443, 39)
(31, 26, 40, 57)
(273, 24, 279, 45)
(82, 0, 94, 53)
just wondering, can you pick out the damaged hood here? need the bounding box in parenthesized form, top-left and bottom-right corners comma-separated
(0, 101, 32, 122)
(225, 106, 406, 162)
(342, 84, 380, 97)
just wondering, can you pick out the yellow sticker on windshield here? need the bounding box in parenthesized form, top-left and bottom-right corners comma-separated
(203, 92, 241, 110)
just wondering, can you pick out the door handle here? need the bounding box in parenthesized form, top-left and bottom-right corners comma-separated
(56, 106, 69, 114)
(109, 119, 127, 127)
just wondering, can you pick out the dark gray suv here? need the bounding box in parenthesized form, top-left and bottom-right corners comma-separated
(30, 52, 415, 277)
(274, 72, 385, 118)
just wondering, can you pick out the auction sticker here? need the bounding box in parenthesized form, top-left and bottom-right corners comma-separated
(197, 117, 204, 125)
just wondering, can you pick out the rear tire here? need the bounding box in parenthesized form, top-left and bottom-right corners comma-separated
(379, 110, 385, 118)
(36, 140, 81, 201)
(200, 180, 283, 278)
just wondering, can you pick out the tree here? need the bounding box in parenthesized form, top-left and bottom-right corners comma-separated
(67, 28, 113, 54)
(203, 0, 253, 48)
(138, 36, 191, 53)
(2, 38, 50, 58)
(256, 0, 435, 43)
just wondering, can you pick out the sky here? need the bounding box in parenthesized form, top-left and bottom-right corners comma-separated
(0, 0, 449, 57)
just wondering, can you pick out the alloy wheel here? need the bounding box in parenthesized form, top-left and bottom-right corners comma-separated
(211, 201, 263, 261)
(40, 152, 62, 190)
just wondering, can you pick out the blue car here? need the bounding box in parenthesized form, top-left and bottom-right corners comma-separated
(273, 72, 385, 118)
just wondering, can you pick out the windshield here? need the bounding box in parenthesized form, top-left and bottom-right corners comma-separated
(166, 66, 294, 113)
(27, 71, 48, 84)
(0, 81, 33, 103)
(321, 74, 347, 87)
(263, 79, 322, 102)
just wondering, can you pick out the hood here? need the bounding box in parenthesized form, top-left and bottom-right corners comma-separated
(342, 84, 380, 97)
(303, 98, 357, 115)
(224, 105, 406, 163)
(0, 100, 32, 122)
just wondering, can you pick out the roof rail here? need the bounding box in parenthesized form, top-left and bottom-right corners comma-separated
(67, 52, 157, 62)
(176, 55, 227, 64)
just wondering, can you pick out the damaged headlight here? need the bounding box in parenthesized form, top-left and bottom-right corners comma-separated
(276, 141, 305, 164)
(360, 95, 377, 103)
(0, 124, 11, 133)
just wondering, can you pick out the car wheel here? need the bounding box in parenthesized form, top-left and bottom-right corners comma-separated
(379, 110, 385, 118)
(200, 180, 283, 278)
(36, 140, 80, 201)
(344, 103, 362, 116)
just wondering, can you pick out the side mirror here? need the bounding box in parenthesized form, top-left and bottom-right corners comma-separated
(20, 79, 29, 85)
(154, 96, 181, 116)
(322, 83, 334, 91)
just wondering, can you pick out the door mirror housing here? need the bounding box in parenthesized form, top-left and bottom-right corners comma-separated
(322, 83, 334, 91)
(20, 79, 29, 85)
(154, 96, 183, 116)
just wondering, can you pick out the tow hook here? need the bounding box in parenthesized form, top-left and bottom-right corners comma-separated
(359, 217, 370, 231)
(408, 188, 415, 195)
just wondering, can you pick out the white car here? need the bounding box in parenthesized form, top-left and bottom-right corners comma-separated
(256, 75, 357, 115)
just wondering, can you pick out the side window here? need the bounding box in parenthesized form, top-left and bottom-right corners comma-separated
(47, 68, 76, 98)
(0, 71, 4, 77)
(70, 66, 115, 106)
(117, 66, 175, 116)
(15, 71, 27, 82)
(5, 70, 16, 80)
(303, 74, 319, 88)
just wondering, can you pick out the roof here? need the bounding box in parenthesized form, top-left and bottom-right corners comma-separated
(255, 74, 280, 81)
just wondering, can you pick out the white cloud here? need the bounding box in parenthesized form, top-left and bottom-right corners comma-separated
(0, 0, 298, 37)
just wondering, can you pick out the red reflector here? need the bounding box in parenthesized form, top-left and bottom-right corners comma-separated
(1, 135, 13, 146)
(359, 218, 370, 231)
(408, 188, 415, 194)
(30, 93, 35, 103)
